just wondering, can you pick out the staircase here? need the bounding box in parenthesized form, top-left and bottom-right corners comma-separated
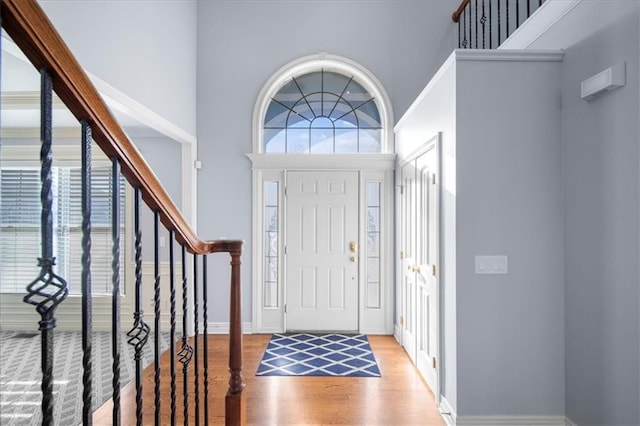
(0, 0, 244, 424)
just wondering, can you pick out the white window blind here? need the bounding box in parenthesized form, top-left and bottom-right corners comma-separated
(0, 166, 125, 295)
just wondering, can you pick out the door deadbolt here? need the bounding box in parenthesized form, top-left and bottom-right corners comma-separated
(349, 241, 358, 253)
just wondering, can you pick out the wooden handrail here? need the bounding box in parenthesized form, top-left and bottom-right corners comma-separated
(1, 0, 239, 256)
(452, 0, 470, 22)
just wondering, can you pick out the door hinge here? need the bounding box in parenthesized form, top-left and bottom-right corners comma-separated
(284, 245, 287, 255)
(284, 186, 287, 197)
(432, 264, 437, 276)
(399, 315, 404, 325)
(284, 304, 287, 314)
(432, 173, 436, 185)
(400, 250, 404, 260)
(432, 357, 437, 369)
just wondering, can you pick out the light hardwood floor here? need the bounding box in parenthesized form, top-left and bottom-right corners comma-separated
(94, 334, 445, 425)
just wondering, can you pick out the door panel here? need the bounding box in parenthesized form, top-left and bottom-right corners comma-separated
(401, 161, 417, 362)
(415, 149, 439, 393)
(400, 145, 439, 395)
(286, 171, 359, 331)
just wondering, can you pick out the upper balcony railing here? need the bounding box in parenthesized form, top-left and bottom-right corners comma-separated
(452, 0, 546, 49)
(1, 0, 244, 424)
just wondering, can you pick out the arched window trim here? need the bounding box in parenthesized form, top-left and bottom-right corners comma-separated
(253, 53, 394, 154)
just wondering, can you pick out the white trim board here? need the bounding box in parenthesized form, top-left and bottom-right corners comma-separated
(437, 400, 575, 426)
(204, 322, 254, 335)
(455, 416, 574, 426)
(439, 396, 456, 426)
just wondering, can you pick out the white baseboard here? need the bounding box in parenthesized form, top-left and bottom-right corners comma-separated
(564, 417, 576, 426)
(394, 324, 402, 343)
(204, 322, 253, 334)
(455, 416, 573, 426)
(439, 396, 457, 425)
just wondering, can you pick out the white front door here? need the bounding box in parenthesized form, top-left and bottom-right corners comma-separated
(285, 171, 359, 332)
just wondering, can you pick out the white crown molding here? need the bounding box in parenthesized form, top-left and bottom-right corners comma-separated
(455, 49, 565, 62)
(499, 0, 582, 50)
(246, 153, 397, 170)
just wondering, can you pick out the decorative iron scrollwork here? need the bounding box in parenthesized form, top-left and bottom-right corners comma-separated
(24, 258, 68, 329)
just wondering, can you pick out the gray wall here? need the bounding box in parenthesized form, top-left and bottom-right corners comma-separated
(530, 2, 640, 424)
(38, 0, 198, 136)
(455, 57, 565, 416)
(134, 136, 183, 263)
(196, 0, 458, 321)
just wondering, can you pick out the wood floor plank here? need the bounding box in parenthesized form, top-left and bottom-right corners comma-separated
(94, 334, 445, 425)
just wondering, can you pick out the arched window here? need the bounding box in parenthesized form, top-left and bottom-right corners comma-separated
(263, 70, 383, 153)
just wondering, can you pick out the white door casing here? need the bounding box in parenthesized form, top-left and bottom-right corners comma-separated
(285, 171, 359, 332)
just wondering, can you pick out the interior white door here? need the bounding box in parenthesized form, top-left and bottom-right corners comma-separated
(415, 149, 439, 392)
(401, 160, 417, 363)
(285, 171, 359, 331)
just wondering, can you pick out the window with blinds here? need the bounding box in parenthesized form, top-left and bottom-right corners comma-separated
(0, 166, 125, 295)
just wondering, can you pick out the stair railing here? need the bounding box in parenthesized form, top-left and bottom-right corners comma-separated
(452, 0, 546, 49)
(0, 0, 244, 425)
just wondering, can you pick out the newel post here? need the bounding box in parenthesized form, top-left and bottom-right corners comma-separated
(226, 244, 245, 425)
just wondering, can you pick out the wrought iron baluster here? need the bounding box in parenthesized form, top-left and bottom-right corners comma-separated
(489, 0, 493, 48)
(80, 119, 93, 426)
(178, 245, 193, 426)
(462, 9, 468, 47)
(468, 3, 472, 48)
(169, 230, 177, 426)
(475, 0, 478, 48)
(111, 158, 122, 426)
(481, 0, 486, 49)
(498, 0, 501, 45)
(127, 188, 150, 426)
(24, 68, 69, 426)
(154, 211, 162, 426)
(203, 255, 210, 424)
(458, 17, 461, 48)
(193, 254, 200, 426)
(506, 0, 510, 39)
(528, 0, 531, 18)
(517, 0, 520, 28)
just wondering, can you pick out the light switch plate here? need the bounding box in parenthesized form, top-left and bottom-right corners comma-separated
(475, 255, 508, 274)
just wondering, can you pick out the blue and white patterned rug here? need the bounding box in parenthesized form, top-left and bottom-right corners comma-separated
(256, 333, 381, 377)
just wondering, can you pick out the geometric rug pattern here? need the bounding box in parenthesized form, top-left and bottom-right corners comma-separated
(0, 330, 170, 426)
(256, 333, 381, 377)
